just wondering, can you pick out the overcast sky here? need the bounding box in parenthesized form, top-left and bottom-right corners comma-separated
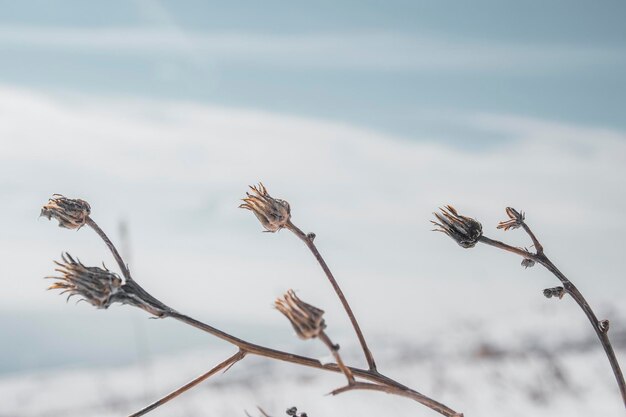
(0, 1, 625, 375)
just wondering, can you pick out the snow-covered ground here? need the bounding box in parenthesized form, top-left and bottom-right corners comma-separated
(2, 302, 624, 417)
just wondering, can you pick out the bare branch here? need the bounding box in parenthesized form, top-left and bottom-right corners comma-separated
(436, 205, 626, 408)
(330, 382, 464, 417)
(128, 350, 246, 417)
(286, 220, 377, 372)
(44, 194, 463, 417)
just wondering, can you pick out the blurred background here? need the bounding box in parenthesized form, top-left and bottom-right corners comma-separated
(1, 1, 625, 416)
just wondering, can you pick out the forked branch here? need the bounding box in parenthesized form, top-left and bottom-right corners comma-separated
(433, 205, 626, 409)
(241, 183, 376, 371)
(42, 194, 462, 417)
(128, 349, 246, 417)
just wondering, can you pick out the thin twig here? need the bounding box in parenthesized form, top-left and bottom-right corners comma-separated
(128, 349, 246, 417)
(330, 382, 464, 417)
(318, 330, 355, 384)
(82, 217, 461, 417)
(257, 407, 272, 417)
(480, 223, 626, 408)
(163, 299, 460, 415)
(86, 217, 132, 281)
(286, 221, 377, 372)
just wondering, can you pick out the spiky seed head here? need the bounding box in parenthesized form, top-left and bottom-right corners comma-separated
(47, 253, 122, 308)
(497, 207, 525, 231)
(41, 194, 91, 229)
(275, 290, 326, 340)
(239, 183, 291, 232)
(432, 205, 483, 248)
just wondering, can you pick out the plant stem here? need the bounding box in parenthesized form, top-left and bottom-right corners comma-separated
(128, 350, 246, 417)
(86, 217, 131, 280)
(164, 308, 460, 415)
(330, 382, 464, 417)
(286, 221, 377, 372)
(318, 330, 355, 384)
(479, 232, 626, 408)
(85, 217, 461, 417)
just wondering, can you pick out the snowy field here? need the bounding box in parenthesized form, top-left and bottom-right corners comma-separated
(2, 302, 624, 417)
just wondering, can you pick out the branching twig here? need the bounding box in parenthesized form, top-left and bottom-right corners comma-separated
(43, 194, 463, 417)
(318, 331, 354, 384)
(239, 183, 376, 371)
(128, 349, 246, 417)
(286, 221, 377, 372)
(434, 205, 626, 409)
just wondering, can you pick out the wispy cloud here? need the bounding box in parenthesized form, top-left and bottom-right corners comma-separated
(0, 26, 623, 72)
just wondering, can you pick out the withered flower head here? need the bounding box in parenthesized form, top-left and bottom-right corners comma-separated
(432, 205, 483, 248)
(41, 194, 91, 230)
(239, 183, 291, 232)
(47, 253, 122, 309)
(275, 290, 326, 340)
(497, 207, 525, 231)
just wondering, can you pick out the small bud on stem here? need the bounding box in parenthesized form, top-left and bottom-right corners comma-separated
(543, 286, 565, 299)
(497, 207, 525, 231)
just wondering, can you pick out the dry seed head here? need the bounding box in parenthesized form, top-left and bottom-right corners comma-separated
(41, 194, 91, 229)
(240, 183, 291, 232)
(275, 290, 326, 340)
(497, 207, 525, 231)
(432, 205, 483, 248)
(47, 253, 122, 308)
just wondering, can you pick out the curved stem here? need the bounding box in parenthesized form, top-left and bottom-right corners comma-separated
(86, 217, 131, 280)
(84, 217, 461, 417)
(479, 236, 536, 259)
(286, 221, 377, 372)
(128, 350, 246, 417)
(165, 309, 460, 416)
(479, 231, 626, 408)
(319, 330, 355, 384)
(539, 256, 626, 407)
(330, 382, 463, 417)
(521, 223, 543, 254)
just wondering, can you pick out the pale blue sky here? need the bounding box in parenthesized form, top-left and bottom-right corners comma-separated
(1, 0, 625, 143)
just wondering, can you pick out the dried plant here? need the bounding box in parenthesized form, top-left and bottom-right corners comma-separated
(433, 205, 626, 409)
(42, 190, 463, 417)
